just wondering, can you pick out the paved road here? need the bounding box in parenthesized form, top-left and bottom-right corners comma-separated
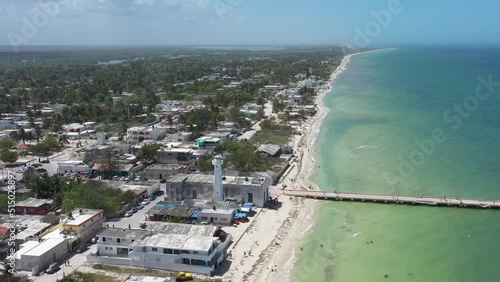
(238, 102, 273, 141)
(105, 185, 166, 229)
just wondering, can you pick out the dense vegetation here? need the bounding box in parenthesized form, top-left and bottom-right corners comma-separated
(0, 46, 345, 128)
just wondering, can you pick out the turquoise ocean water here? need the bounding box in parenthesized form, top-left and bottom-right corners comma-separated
(292, 48, 500, 282)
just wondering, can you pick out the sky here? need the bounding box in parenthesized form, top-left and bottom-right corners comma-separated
(0, 0, 500, 47)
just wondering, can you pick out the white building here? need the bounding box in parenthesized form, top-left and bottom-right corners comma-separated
(89, 223, 232, 275)
(127, 126, 161, 143)
(15, 238, 69, 272)
(57, 161, 90, 175)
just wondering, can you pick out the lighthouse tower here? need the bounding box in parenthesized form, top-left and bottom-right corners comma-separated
(212, 155, 224, 202)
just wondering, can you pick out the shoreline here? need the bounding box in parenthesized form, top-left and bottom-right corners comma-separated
(222, 48, 392, 282)
(251, 48, 395, 282)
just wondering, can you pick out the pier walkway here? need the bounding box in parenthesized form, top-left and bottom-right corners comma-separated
(282, 190, 500, 209)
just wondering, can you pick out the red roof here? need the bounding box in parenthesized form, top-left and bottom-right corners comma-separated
(17, 144, 31, 150)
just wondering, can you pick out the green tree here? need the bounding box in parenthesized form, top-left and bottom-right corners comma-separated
(0, 151, 18, 163)
(32, 142, 50, 155)
(0, 139, 16, 151)
(136, 143, 161, 163)
(1, 259, 15, 282)
(43, 136, 59, 149)
(58, 134, 70, 147)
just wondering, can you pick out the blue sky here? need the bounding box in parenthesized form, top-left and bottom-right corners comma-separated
(0, 0, 499, 47)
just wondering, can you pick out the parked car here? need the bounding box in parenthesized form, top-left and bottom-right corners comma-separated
(113, 176, 119, 181)
(136, 203, 145, 210)
(45, 263, 60, 274)
(91, 236, 99, 244)
(15, 168, 24, 173)
(134, 176, 141, 181)
(75, 244, 87, 253)
(148, 195, 156, 201)
(141, 199, 150, 205)
(35, 168, 48, 174)
(129, 207, 138, 213)
(124, 211, 133, 217)
(40, 159, 50, 163)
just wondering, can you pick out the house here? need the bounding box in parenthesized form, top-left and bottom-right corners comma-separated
(197, 209, 235, 226)
(89, 223, 232, 275)
(145, 202, 200, 223)
(57, 161, 90, 175)
(156, 148, 195, 165)
(97, 228, 148, 257)
(14, 198, 53, 215)
(144, 164, 187, 180)
(127, 126, 161, 143)
(195, 137, 221, 148)
(60, 209, 105, 242)
(257, 144, 282, 158)
(70, 147, 98, 162)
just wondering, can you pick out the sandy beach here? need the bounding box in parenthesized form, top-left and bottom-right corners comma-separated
(220, 51, 359, 282)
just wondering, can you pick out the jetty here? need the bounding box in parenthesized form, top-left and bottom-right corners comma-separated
(282, 190, 500, 209)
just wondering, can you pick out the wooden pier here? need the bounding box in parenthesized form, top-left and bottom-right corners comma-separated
(282, 190, 500, 209)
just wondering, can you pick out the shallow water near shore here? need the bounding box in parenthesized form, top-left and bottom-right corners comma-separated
(292, 48, 500, 282)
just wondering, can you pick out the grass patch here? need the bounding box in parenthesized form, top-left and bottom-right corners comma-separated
(250, 119, 294, 145)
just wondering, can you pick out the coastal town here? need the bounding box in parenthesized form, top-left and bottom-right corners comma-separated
(0, 46, 348, 282)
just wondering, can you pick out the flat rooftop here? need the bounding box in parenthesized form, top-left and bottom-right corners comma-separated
(99, 228, 148, 240)
(10, 215, 51, 240)
(15, 241, 40, 259)
(146, 222, 217, 237)
(168, 174, 269, 186)
(63, 209, 103, 226)
(133, 233, 215, 252)
(15, 198, 53, 208)
(24, 238, 66, 257)
(146, 164, 184, 170)
(199, 209, 235, 215)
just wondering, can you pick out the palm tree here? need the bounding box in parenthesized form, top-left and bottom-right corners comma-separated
(1, 259, 14, 282)
(58, 134, 70, 148)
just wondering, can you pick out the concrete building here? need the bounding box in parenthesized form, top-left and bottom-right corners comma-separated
(15, 238, 69, 272)
(197, 209, 235, 225)
(14, 198, 53, 216)
(71, 147, 98, 162)
(166, 173, 271, 207)
(57, 161, 90, 175)
(144, 164, 187, 180)
(97, 228, 148, 257)
(88, 223, 232, 275)
(156, 148, 195, 165)
(127, 126, 161, 143)
(195, 137, 221, 148)
(61, 209, 105, 242)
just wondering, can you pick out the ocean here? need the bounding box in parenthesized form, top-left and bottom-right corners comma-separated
(292, 48, 500, 282)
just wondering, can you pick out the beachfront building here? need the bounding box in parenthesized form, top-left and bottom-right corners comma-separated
(14, 198, 53, 215)
(166, 173, 271, 207)
(88, 223, 232, 275)
(197, 209, 235, 225)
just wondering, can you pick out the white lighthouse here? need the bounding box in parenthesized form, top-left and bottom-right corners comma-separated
(212, 155, 224, 202)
